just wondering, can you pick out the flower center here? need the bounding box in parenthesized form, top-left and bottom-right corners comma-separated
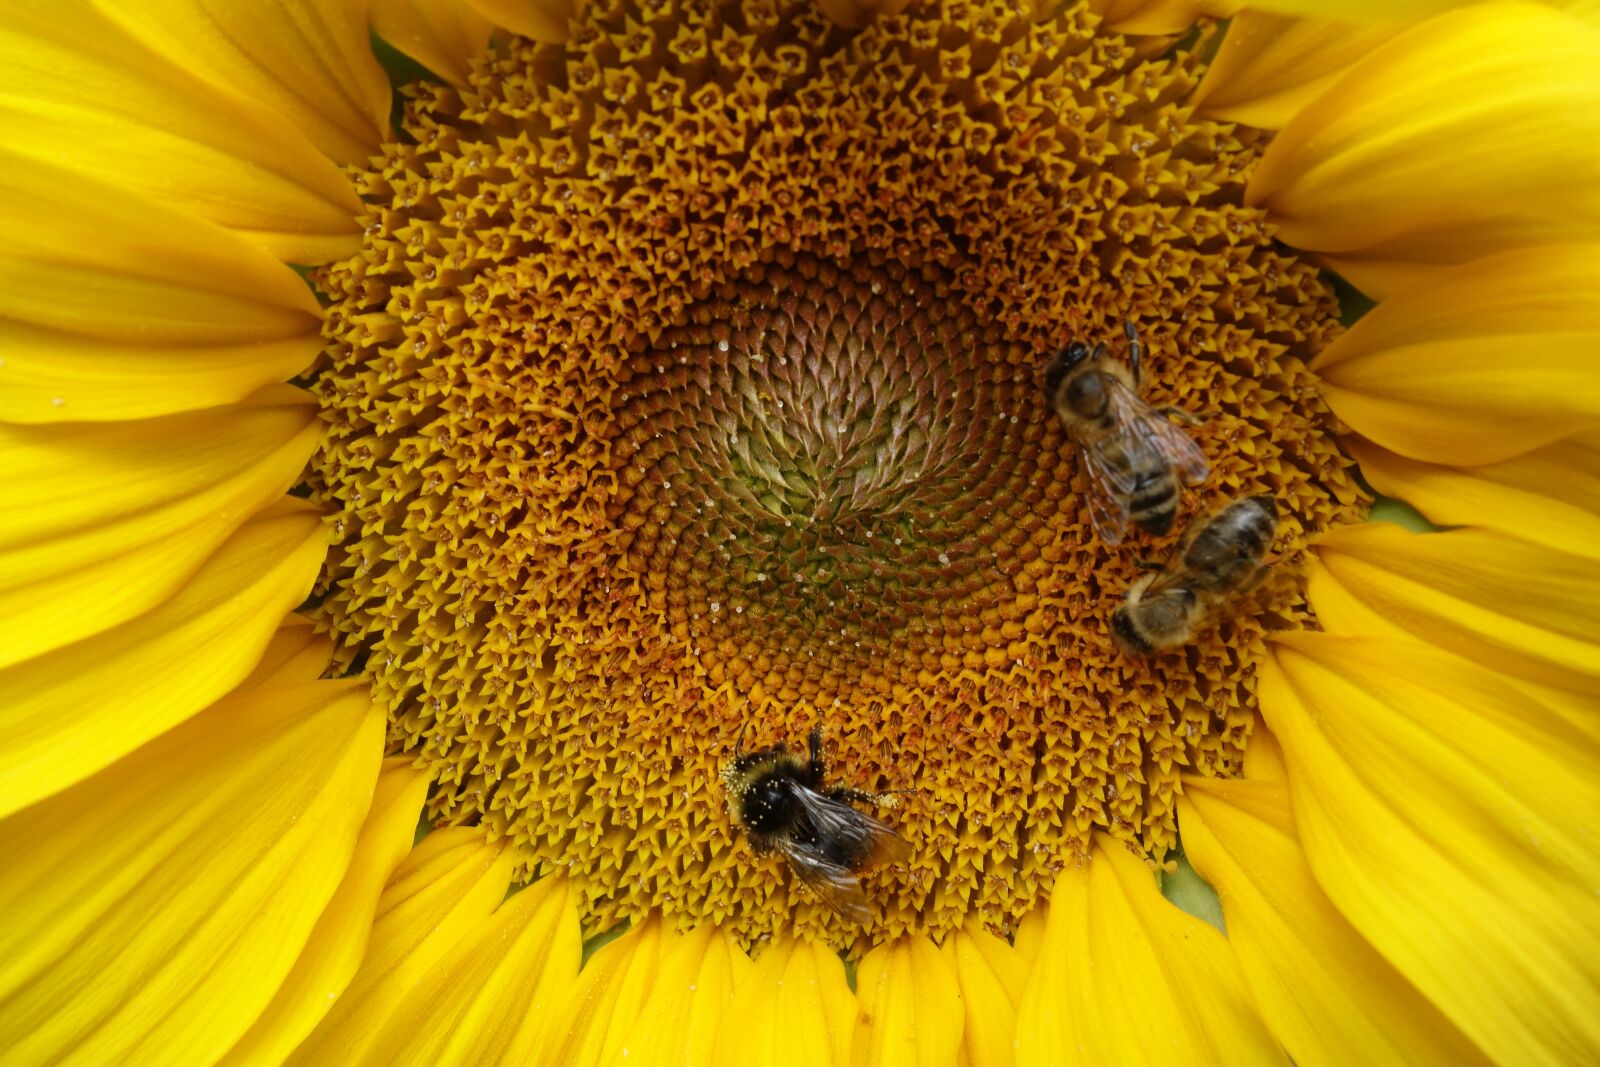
(306, 0, 1364, 947)
(613, 253, 1052, 700)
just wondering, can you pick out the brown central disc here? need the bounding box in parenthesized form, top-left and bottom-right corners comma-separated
(609, 253, 1059, 701)
(304, 0, 1367, 950)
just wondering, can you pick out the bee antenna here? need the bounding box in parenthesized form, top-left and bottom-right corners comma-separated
(1122, 317, 1144, 387)
(732, 720, 751, 755)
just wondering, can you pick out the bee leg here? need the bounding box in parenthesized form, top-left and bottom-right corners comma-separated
(1123, 318, 1143, 387)
(807, 723, 828, 786)
(1247, 553, 1290, 586)
(827, 785, 910, 809)
(873, 786, 921, 809)
(1156, 405, 1206, 427)
(1133, 559, 1165, 572)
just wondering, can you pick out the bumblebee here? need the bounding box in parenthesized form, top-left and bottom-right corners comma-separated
(722, 724, 909, 924)
(1046, 319, 1209, 544)
(1111, 495, 1279, 655)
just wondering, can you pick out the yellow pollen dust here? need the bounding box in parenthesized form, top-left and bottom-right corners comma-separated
(305, 0, 1366, 949)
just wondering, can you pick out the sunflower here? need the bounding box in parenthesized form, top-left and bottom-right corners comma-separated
(2, 0, 1597, 1062)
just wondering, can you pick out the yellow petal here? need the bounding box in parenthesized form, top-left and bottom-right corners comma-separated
(1222, 0, 1465, 17)
(711, 935, 859, 1067)
(0, 153, 325, 424)
(354, 877, 582, 1067)
(219, 758, 431, 1067)
(940, 926, 1027, 1067)
(852, 937, 963, 1067)
(241, 614, 338, 689)
(1242, 721, 1289, 782)
(1089, 0, 1239, 36)
(1303, 558, 1600, 742)
(1310, 245, 1600, 464)
(463, 0, 573, 41)
(1311, 522, 1600, 693)
(0, 319, 329, 425)
(1246, 3, 1600, 298)
(1178, 776, 1493, 1067)
(91, 0, 391, 165)
(371, 0, 494, 86)
(1011, 908, 1046, 967)
(0, 0, 364, 263)
(284, 829, 517, 1065)
(1259, 634, 1600, 1067)
(1191, 13, 1407, 129)
(623, 924, 753, 1067)
(0, 677, 384, 1067)
(520, 916, 665, 1066)
(1348, 436, 1600, 560)
(1015, 838, 1287, 1067)
(0, 389, 319, 666)
(0, 502, 329, 819)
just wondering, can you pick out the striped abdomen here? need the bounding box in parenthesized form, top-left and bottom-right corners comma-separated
(1095, 425, 1179, 536)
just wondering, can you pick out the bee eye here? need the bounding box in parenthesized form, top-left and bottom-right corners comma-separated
(1046, 341, 1091, 394)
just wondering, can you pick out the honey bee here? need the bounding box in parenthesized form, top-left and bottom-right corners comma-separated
(1046, 319, 1209, 544)
(1111, 495, 1279, 656)
(722, 723, 910, 924)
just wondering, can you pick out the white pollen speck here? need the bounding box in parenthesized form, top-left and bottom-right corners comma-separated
(710, 601, 721, 613)
(718, 339, 730, 352)
(938, 552, 951, 565)
(663, 480, 671, 488)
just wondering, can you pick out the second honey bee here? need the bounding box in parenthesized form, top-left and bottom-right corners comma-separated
(722, 724, 909, 924)
(1046, 319, 1209, 544)
(1111, 494, 1279, 655)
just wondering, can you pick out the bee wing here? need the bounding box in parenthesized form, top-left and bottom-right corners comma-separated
(1076, 446, 1133, 545)
(1069, 419, 1137, 546)
(779, 790, 910, 924)
(791, 788, 912, 868)
(1105, 379, 1210, 487)
(781, 848, 874, 925)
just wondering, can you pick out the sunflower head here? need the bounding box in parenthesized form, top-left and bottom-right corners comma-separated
(306, 0, 1363, 949)
(8, 0, 1596, 1063)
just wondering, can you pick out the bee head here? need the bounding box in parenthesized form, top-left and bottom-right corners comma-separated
(1110, 606, 1153, 657)
(1044, 341, 1092, 397)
